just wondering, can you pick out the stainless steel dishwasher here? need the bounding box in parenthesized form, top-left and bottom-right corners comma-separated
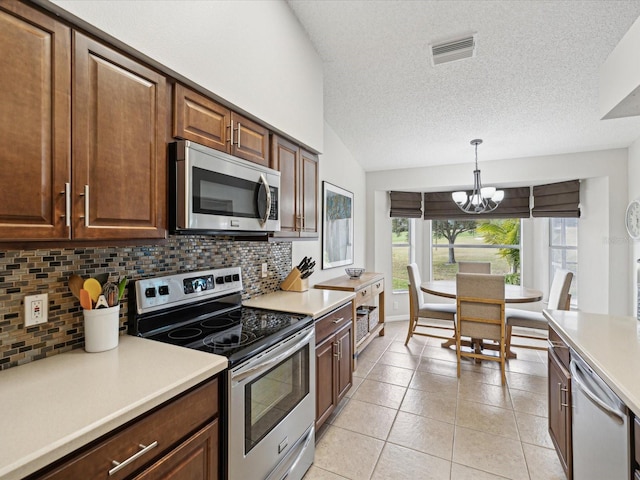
(570, 350, 630, 480)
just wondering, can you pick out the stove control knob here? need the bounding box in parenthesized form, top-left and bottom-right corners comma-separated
(145, 287, 156, 298)
(215, 276, 224, 285)
(224, 275, 232, 283)
(158, 285, 169, 296)
(232, 274, 240, 282)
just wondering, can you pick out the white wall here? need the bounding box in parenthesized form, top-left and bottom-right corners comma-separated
(367, 148, 630, 319)
(48, 0, 324, 152)
(295, 122, 366, 285)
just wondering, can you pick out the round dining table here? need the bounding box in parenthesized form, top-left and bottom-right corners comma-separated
(420, 280, 543, 358)
(421, 280, 543, 303)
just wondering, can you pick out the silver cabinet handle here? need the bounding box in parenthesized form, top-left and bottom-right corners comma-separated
(332, 317, 345, 324)
(548, 340, 567, 349)
(236, 122, 241, 148)
(108, 441, 158, 476)
(228, 120, 234, 145)
(560, 385, 569, 408)
(333, 341, 339, 358)
(61, 182, 71, 227)
(79, 184, 90, 227)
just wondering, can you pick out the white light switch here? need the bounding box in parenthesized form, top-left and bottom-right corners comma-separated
(261, 263, 268, 278)
(25, 293, 48, 327)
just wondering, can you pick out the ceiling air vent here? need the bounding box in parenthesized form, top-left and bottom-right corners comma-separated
(430, 35, 476, 66)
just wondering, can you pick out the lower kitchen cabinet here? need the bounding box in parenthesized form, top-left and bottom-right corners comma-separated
(133, 421, 218, 480)
(315, 302, 353, 431)
(30, 376, 219, 480)
(548, 325, 572, 479)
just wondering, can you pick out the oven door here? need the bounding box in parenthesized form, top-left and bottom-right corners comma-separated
(228, 325, 315, 480)
(173, 140, 280, 232)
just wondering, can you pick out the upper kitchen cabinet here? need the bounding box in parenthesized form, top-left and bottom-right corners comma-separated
(0, 1, 71, 241)
(73, 32, 167, 240)
(173, 84, 270, 167)
(271, 135, 318, 239)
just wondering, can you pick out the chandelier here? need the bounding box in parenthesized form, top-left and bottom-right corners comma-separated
(452, 139, 504, 214)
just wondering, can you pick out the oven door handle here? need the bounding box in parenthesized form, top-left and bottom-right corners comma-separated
(231, 327, 314, 384)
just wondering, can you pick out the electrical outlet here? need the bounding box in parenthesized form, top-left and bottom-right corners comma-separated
(393, 301, 399, 310)
(25, 293, 48, 327)
(261, 263, 268, 278)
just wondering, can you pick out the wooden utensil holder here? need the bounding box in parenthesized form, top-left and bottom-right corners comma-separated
(280, 268, 309, 292)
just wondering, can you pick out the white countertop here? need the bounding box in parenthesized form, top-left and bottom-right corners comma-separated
(243, 289, 355, 319)
(544, 309, 640, 414)
(0, 336, 227, 480)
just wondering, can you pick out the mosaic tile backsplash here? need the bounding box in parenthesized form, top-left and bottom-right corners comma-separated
(0, 236, 291, 370)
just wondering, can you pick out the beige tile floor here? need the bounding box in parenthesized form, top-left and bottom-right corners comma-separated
(303, 320, 566, 480)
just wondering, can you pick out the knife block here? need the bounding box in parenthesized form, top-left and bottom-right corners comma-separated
(280, 268, 309, 292)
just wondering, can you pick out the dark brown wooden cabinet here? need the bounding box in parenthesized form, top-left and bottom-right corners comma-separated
(0, 0, 71, 241)
(73, 32, 166, 240)
(0, 2, 167, 243)
(548, 325, 572, 479)
(271, 135, 318, 238)
(173, 84, 270, 166)
(315, 302, 353, 431)
(32, 377, 219, 480)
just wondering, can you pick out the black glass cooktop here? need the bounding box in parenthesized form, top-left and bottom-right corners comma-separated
(146, 306, 312, 367)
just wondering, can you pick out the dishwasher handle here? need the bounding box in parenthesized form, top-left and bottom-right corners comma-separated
(569, 359, 626, 424)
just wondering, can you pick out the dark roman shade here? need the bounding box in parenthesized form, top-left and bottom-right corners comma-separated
(389, 191, 422, 218)
(424, 187, 531, 220)
(531, 180, 580, 218)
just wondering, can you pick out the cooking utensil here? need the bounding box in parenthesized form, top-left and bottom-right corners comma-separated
(117, 276, 127, 302)
(80, 288, 93, 310)
(95, 294, 110, 309)
(94, 272, 109, 286)
(102, 282, 119, 307)
(83, 278, 102, 303)
(68, 274, 84, 300)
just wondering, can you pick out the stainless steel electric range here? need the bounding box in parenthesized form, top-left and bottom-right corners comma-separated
(129, 267, 316, 480)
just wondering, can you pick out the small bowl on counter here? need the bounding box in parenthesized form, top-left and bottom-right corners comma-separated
(345, 268, 365, 279)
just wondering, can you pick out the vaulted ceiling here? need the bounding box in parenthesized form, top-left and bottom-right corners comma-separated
(287, 0, 640, 171)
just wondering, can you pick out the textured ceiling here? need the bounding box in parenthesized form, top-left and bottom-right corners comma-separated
(286, 0, 640, 171)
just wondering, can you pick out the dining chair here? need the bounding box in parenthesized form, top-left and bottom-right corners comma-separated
(505, 269, 573, 353)
(458, 261, 491, 274)
(456, 273, 507, 384)
(405, 263, 457, 345)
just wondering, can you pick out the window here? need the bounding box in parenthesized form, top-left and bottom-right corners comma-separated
(549, 217, 578, 305)
(392, 218, 412, 291)
(431, 219, 521, 284)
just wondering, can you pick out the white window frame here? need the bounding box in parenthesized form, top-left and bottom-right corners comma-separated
(391, 218, 415, 293)
(549, 217, 578, 307)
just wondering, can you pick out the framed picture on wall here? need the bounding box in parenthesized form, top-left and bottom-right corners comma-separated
(322, 181, 354, 269)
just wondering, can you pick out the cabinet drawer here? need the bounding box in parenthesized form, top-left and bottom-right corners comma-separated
(355, 287, 371, 306)
(549, 325, 570, 369)
(38, 377, 218, 480)
(370, 279, 384, 298)
(316, 303, 352, 343)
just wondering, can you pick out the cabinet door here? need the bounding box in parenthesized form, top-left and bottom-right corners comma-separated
(0, 1, 71, 241)
(231, 112, 270, 167)
(300, 149, 318, 237)
(315, 333, 337, 430)
(133, 420, 218, 480)
(173, 84, 230, 153)
(271, 136, 300, 236)
(548, 349, 572, 478)
(73, 32, 166, 240)
(336, 323, 353, 402)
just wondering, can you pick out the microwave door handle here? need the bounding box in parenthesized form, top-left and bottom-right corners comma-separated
(258, 173, 271, 226)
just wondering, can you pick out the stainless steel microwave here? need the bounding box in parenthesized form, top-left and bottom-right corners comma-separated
(169, 140, 280, 234)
